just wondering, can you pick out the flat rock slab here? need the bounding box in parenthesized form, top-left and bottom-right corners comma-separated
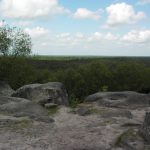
(85, 91, 150, 109)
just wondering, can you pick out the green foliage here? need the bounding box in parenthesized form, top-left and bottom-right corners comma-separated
(69, 94, 80, 108)
(1, 55, 150, 104)
(113, 61, 148, 91)
(0, 57, 36, 89)
(101, 85, 108, 92)
(12, 29, 32, 57)
(53, 62, 112, 101)
(0, 21, 32, 57)
(0, 57, 52, 89)
(41, 59, 150, 102)
(0, 22, 12, 56)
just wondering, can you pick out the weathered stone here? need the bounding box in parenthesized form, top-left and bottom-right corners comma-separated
(85, 91, 150, 109)
(139, 112, 150, 144)
(76, 107, 91, 116)
(101, 109, 132, 119)
(0, 81, 14, 96)
(0, 115, 31, 126)
(0, 96, 53, 122)
(12, 82, 69, 106)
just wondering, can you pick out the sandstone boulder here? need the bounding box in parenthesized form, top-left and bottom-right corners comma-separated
(0, 81, 14, 96)
(12, 82, 69, 106)
(139, 112, 150, 144)
(0, 96, 54, 122)
(85, 91, 150, 108)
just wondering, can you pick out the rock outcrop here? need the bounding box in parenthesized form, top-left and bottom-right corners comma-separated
(0, 96, 54, 122)
(139, 112, 150, 144)
(12, 82, 69, 106)
(0, 81, 14, 96)
(0, 82, 150, 150)
(85, 91, 150, 108)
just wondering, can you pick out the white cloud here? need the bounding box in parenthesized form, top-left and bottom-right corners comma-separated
(23, 29, 150, 55)
(106, 3, 145, 27)
(105, 32, 119, 40)
(24, 27, 49, 38)
(0, 0, 69, 19)
(56, 33, 70, 38)
(121, 30, 150, 43)
(54, 32, 119, 45)
(138, 0, 150, 4)
(73, 8, 101, 20)
(12, 21, 31, 27)
(88, 32, 103, 41)
(75, 32, 84, 39)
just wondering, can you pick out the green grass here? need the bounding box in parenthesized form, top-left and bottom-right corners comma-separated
(47, 106, 59, 116)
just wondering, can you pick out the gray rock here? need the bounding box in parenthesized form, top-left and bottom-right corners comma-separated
(101, 109, 132, 119)
(139, 112, 150, 144)
(0, 81, 14, 96)
(76, 107, 91, 116)
(0, 115, 31, 126)
(85, 91, 150, 108)
(0, 96, 54, 122)
(12, 82, 69, 106)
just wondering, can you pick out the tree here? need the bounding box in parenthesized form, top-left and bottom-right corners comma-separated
(0, 21, 32, 57)
(0, 23, 12, 56)
(12, 29, 32, 57)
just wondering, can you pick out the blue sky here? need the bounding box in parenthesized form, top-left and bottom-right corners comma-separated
(0, 0, 150, 56)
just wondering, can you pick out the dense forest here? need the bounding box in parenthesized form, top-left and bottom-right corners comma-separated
(1, 56, 150, 104)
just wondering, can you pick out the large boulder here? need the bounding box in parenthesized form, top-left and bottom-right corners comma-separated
(0, 96, 54, 122)
(85, 91, 150, 108)
(0, 81, 14, 96)
(12, 82, 69, 106)
(139, 112, 150, 144)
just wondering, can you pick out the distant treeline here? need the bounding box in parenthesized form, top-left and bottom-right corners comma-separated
(1, 56, 150, 102)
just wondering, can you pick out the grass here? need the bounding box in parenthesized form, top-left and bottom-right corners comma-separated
(15, 119, 32, 128)
(47, 106, 59, 116)
(2, 118, 32, 131)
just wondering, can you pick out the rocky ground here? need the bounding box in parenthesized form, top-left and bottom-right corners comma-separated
(0, 82, 150, 150)
(0, 105, 150, 150)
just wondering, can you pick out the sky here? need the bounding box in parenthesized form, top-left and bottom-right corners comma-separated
(0, 0, 150, 56)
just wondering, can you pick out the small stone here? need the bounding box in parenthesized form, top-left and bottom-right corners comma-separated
(76, 107, 91, 116)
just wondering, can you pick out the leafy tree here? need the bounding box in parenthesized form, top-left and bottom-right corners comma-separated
(12, 29, 32, 57)
(0, 23, 12, 56)
(0, 21, 32, 57)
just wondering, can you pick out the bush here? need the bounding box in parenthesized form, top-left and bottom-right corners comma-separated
(0, 57, 37, 89)
(0, 57, 52, 89)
